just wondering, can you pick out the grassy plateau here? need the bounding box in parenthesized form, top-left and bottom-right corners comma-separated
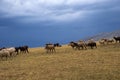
(0, 44, 120, 80)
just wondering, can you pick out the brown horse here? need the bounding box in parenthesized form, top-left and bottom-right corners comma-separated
(68, 41, 87, 50)
(87, 39, 97, 49)
(45, 44, 56, 53)
(99, 38, 114, 45)
(68, 42, 80, 50)
(78, 40, 87, 50)
(106, 39, 114, 44)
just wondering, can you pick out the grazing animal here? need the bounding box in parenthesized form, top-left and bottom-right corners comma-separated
(87, 42, 97, 49)
(19, 45, 29, 53)
(68, 42, 76, 49)
(113, 36, 120, 43)
(0, 50, 10, 60)
(87, 39, 97, 49)
(68, 41, 86, 50)
(78, 40, 87, 50)
(99, 38, 114, 45)
(54, 43, 62, 47)
(0, 47, 6, 51)
(2, 47, 16, 56)
(106, 39, 114, 44)
(45, 44, 56, 53)
(15, 47, 20, 55)
(68, 42, 80, 50)
(99, 39, 105, 45)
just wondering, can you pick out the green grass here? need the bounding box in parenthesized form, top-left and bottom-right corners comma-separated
(0, 44, 120, 80)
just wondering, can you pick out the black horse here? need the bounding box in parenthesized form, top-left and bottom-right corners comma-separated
(113, 36, 120, 43)
(54, 43, 62, 47)
(15, 45, 29, 54)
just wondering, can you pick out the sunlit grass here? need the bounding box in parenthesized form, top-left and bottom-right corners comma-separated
(0, 44, 120, 80)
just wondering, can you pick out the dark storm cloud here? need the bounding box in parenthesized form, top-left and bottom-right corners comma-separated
(0, 0, 120, 47)
(0, 0, 119, 22)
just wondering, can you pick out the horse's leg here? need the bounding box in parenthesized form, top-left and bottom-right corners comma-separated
(26, 49, 29, 53)
(46, 49, 48, 53)
(77, 47, 79, 50)
(84, 46, 87, 50)
(24, 49, 26, 53)
(51, 48, 54, 53)
(48, 49, 50, 53)
(5, 55, 8, 60)
(16, 51, 19, 55)
(16, 49, 19, 55)
(82, 46, 84, 50)
(91, 46, 93, 49)
(95, 45, 97, 48)
(49, 49, 51, 53)
(50, 49, 52, 53)
(52, 49, 53, 53)
(54, 48, 56, 53)
(10, 52, 13, 57)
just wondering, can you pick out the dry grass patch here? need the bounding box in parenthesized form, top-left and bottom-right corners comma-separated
(0, 44, 120, 80)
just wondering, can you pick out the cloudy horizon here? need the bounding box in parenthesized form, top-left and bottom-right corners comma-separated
(0, 0, 120, 47)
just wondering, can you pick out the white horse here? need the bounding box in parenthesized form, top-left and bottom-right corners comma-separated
(0, 49, 10, 60)
(2, 47, 16, 56)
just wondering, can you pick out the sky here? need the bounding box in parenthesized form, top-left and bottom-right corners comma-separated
(0, 0, 120, 47)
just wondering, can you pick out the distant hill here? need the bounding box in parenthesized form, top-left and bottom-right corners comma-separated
(85, 30, 120, 41)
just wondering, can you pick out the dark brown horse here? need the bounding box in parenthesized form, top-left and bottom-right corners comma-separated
(68, 41, 87, 50)
(87, 42, 97, 49)
(68, 42, 80, 50)
(19, 45, 29, 53)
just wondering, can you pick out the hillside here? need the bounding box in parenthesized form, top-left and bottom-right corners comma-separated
(85, 30, 120, 41)
(0, 44, 120, 80)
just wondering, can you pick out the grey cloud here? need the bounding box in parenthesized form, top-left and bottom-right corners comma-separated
(0, 0, 120, 22)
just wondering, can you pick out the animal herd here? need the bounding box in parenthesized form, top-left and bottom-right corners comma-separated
(0, 36, 120, 60)
(99, 36, 120, 45)
(0, 45, 29, 60)
(45, 36, 120, 53)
